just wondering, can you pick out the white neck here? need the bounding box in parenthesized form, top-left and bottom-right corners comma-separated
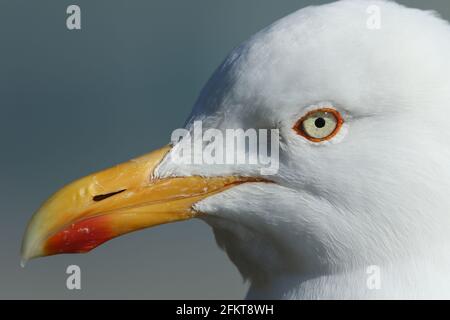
(246, 255, 450, 299)
(199, 184, 450, 300)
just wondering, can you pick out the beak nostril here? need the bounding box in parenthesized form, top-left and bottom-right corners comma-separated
(93, 189, 126, 202)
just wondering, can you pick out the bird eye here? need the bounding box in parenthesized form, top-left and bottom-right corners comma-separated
(293, 108, 343, 142)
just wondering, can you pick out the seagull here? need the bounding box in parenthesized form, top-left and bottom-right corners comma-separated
(21, 0, 450, 299)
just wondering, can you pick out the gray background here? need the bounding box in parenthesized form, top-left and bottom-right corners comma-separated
(0, 0, 447, 299)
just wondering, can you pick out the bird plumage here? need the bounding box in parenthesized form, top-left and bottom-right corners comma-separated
(155, 0, 450, 298)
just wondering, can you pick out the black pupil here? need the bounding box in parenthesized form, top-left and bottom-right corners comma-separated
(315, 117, 326, 128)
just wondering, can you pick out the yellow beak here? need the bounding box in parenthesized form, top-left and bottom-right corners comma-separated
(21, 145, 264, 262)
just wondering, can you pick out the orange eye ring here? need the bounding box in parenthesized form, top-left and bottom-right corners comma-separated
(293, 108, 344, 142)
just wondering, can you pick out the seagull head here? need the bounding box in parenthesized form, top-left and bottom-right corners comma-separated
(22, 0, 450, 298)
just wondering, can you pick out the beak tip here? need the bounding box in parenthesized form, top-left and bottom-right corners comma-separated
(20, 257, 27, 268)
(20, 228, 44, 266)
(20, 245, 45, 267)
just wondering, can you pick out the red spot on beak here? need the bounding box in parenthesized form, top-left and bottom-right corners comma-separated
(45, 215, 114, 255)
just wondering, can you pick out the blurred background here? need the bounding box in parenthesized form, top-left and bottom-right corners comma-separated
(0, 0, 448, 299)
